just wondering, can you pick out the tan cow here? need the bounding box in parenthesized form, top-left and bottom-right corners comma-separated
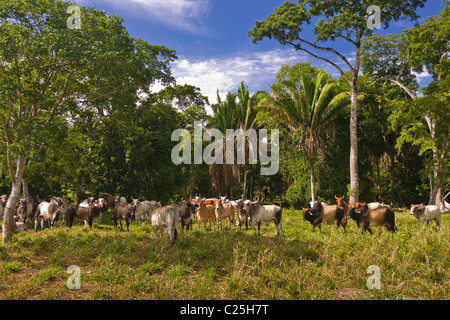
(214, 202, 235, 230)
(197, 202, 216, 230)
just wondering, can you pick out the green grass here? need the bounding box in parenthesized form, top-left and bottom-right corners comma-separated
(0, 209, 449, 300)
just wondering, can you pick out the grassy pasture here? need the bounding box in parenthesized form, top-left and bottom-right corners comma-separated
(0, 208, 449, 300)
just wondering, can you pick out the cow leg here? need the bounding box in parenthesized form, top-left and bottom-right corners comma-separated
(258, 220, 261, 236)
(340, 220, 347, 233)
(119, 220, 124, 231)
(169, 228, 173, 244)
(275, 223, 281, 237)
(312, 219, 322, 232)
(126, 220, 130, 232)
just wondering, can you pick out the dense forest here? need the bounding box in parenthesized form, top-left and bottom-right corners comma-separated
(0, 0, 448, 242)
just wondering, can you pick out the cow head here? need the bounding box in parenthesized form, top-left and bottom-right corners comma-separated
(335, 196, 346, 206)
(302, 207, 317, 222)
(347, 204, 368, 220)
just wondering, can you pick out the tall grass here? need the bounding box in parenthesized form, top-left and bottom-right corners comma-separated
(0, 209, 449, 300)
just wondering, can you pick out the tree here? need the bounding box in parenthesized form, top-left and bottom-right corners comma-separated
(258, 69, 349, 202)
(248, 0, 427, 202)
(208, 82, 260, 199)
(362, 4, 449, 206)
(0, 0, 176, 242)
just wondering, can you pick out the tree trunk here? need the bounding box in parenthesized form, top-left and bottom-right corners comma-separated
(2, 155, 26, 244)
(425, 115, 443, 206)
(349, 82, 359, 203)
(310, 160, 316, 203)
(242, 164, 247, 200)
(376, 157, 382, 202)
(22, 178, 29, 199)
(389, 148, 395, 207)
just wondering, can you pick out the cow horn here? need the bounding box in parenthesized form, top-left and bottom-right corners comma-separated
(334, 195, 338, 199)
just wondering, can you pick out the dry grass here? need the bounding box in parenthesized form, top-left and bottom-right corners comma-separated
(1, 209, 449, 300)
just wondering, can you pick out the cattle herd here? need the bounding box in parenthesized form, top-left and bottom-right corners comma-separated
(0, 193, 449, 245)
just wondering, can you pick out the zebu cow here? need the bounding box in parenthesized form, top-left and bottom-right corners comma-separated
(236, 200, 251, 229)
(17, 198, 34, 226)
(335, 196, 348, 228)
(349, 202, 365, 208)
(132, 199, 151, 223)
(145, 200, 162, 218)
(367, 202, 388, 210)
(172, 201, 197, 231)
(214, 201, 235, 230)
(34, 198, 64, 231)
(100, 194, 116, 211)
(132, 199, 162, 223)
(347, 204, 397, 234)
(197, 201, 216, 230)
(68, 204, 101, 228)
(151, 205, 179, 245)
(111, 204, 136, 232)
(309, 201, 328, 208)
(115, 196, 128, 206)
(240, 201, 282, 237)
(79, 198, 107, 225)
(410, 203, 441, 227)
(303, 202, 346, 233)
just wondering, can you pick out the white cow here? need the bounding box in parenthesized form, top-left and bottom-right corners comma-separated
(241, 201, 282, 236)
(367, 202, 388, 210)
(115, 196, 127, 206)
(34, 198, 64, 231)
(151, 205, 179, 245)
(410, 203, 441, 227)
(132, 199, 162, 223)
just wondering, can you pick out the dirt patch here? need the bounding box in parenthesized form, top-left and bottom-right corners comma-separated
(333, 288, 366, 300)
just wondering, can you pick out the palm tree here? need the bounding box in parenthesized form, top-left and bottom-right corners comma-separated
(258, 70, 349, 202)
(208, 82, 260, 199)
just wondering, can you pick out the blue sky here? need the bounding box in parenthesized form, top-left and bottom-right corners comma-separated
(72, 0, 445, 106)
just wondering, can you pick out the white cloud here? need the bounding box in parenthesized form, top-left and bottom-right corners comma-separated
(170, 48, 308, 107)
(75, 0, 212, 33)
(413, 69, 432, 81)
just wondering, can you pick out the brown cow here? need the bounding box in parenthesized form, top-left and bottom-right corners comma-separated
(111, 204, 136, 232)
(303, 202, 346, 233)
(334, 196, 348, 228)
(68, 204, 101, 228)
(197, 201, 216, 230)
(347, 204, 397, 234)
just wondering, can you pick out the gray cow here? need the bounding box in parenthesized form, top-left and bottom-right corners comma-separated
(240, 201, 282, 237)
